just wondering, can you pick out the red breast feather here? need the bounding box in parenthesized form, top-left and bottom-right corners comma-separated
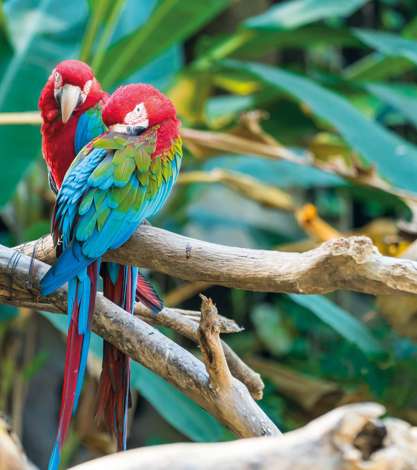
(39, 62, 107, 188)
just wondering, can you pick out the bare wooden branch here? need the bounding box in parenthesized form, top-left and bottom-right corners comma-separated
(180, 126, 417, 204)
(0, 415, 36, 470)
(198, 295, 233, 392)
(137, 304, 264, 400)
(69, 403, 417, 470)
(0, 110, 415, 203)
(0, 112, 41, 125)
(178, 169, 295, 212)
(16, 228, 417, 297)
(0, 245, 278, 438)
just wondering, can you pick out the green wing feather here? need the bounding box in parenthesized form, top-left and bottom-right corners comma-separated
(72, 129, 182, 256)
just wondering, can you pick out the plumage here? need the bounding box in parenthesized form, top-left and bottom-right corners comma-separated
(40, 81, 181, 468)
(39, 60, 108, 188)
(39, 60, 169, 469)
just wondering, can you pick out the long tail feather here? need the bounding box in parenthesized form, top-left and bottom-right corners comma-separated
(136, 270, 163, 313)
(96, 263, 137, 450)
(41, 242, 91, 296)
(48, 261, 99, 470)
(96, 263, 162, 449)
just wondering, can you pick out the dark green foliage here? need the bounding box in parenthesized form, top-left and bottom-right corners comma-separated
(1, 0, 417, 466)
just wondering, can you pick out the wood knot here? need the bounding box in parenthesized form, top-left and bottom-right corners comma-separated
(353, 420, 387, 460)
(326, 237, 377, 264)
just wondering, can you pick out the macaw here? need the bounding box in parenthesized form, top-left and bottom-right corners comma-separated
(39, 62, 164, 463)
(41, 83, 182, 469)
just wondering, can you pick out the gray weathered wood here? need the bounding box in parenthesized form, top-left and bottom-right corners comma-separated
(69, 403, 417, 470)
(17, 228, 417, 296)
(0, 244, 278, 439)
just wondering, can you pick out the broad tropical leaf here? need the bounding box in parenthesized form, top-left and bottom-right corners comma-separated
(245, 0, 368, 30)
(224, 60, 417, 193)
(288, 295, 384, 357)
(366, 82, 417, 129)
(0, 0, 88, 207)
(98, 0, 231, 88)
(354, 29, 417, 66)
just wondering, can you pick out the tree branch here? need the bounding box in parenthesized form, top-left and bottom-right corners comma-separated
(137, 303, 264, 400)
(0, 110, 415, 203)
(198, 296, 233, 392)
(0, 244, 277, 438)
(16, 228, 417, 296)
(69, 403, 417, 470)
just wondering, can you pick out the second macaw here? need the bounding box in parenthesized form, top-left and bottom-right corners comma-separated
(39, 61, 163, 462)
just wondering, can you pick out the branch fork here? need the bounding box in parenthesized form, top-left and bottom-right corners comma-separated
(198, 295, 233, 394)
(0, 244, 277, 438)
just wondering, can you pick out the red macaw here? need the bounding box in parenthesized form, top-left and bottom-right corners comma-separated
(39, 62, 164, 465)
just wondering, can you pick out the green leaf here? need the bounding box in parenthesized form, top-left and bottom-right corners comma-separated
(344, 17, 417, 80)
(98, 0, 230, 88)
(42, 313, 226, 442)
(0, 0, 10, 46)
(224, 60, 417, 193)
(288, 294, 384, 357)
(244, 0, 368, 31)
(89, 0, 126, 72)
(354, 28, 417, 65)
(252, 304, 292, 356)
(130, 364, 225, 442)
(204, 156, 342, 189)
(195, 0, 366, 67)
(365, 82, 417, 129)
(0, 304, 17, 322)
(80, 0, 112, 62)
(343, 54, 412, 81)
(235, 26, 362, 60)
(0, 0, 88, 207)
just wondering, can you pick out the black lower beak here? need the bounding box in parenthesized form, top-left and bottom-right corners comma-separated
(127, 125, 147, 136)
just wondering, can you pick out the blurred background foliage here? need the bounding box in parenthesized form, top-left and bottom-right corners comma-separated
(1, 0, 417, 467)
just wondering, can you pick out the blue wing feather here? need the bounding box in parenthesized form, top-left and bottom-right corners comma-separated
(41, 133, 182, 294)
(75, 105, 106, 154)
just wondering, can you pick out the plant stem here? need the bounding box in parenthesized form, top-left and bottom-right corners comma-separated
(80, 0, 112, 63)
(91, 0, 126, 75)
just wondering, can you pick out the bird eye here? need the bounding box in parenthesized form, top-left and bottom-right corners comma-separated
(54, 71, 62, 88)
(123, 102, 148, 127)
(80, 80, 93, 103)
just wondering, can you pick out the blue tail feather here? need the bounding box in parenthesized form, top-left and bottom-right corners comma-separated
(73, 329, 91, 411)
(48, 440, 60, 470)
(48, 261, 99, 470)
(41, 242, 91, 296)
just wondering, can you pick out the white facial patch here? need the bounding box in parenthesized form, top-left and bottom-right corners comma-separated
(124, 102, 149, 128)
(53, 71, 63, 102)
(81, 79, 93, 103)
(54, 70, 62, 89)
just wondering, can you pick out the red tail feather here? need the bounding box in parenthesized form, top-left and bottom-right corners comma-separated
(96, 265, 162, 449)
(96, 264, 132, 450)
(57, 297, 82, 447)
(56, 261, 97, 446)
(136, 271, 163, 313)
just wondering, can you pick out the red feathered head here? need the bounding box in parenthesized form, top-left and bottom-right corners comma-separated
(39, 60, 104, 123)
(102, 84, 177, 134)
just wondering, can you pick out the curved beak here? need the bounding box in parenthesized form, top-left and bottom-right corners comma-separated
(60, 84, 81, 123)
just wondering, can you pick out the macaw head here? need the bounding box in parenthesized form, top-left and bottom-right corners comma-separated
(102, 84, 177, 136)
(41, 60, 102, 123)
